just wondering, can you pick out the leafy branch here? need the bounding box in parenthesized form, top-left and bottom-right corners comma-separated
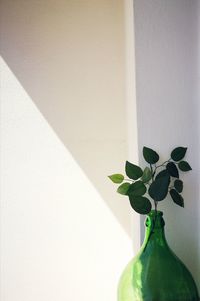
(108, 146, 192, 215)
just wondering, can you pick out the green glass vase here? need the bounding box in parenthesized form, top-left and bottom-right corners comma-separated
(118, 210, 199, 301)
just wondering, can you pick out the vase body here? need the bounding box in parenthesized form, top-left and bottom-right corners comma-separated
(118, 210, 199, 301)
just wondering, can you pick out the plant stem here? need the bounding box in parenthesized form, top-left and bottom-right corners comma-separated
(150, 164, 153, 176)
(154, 201, 158, 212)
(155, 159, 171, 170)
(124, 178, 135, 182)
(150, 164, 154, 182)
(143, 209, 158, 252)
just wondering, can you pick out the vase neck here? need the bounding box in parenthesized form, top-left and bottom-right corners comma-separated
(142, 210, 168, 249)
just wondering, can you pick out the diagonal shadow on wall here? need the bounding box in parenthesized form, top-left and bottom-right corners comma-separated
(0, 0, 133, 237)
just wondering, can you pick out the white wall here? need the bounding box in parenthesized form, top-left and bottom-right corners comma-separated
(0, 0, 132, 236)
(0, 57, 132, 301)
(0, 1, 137, 300)
(134, 0, 200, 289)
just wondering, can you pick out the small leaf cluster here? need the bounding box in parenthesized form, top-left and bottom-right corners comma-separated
(108, 146, 192, 215)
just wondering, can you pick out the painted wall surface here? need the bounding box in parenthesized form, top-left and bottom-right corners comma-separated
(0, 57, 132, 301)
(0, 0, 132, 237)
(134, 0, 200, 289)
(0, 1, 137, 300)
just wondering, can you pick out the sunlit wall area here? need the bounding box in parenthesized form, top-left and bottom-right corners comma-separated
(0, 0, 139, 299)
(0, 57, 132, 301)
(0, 0, 134, 238)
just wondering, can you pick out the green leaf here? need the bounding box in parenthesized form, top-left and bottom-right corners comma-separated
(166, 162, 179, 178)
(148, 174, 170, 202)
(155, 169, 169, 180)
(108, 174, 124, 183)
(170, 189, 184, 207)
(174, 179, 183, 193)
(143, 147, 159, 164)
(141, 167, 152, 183)
(171, 147, 187, 162)
(125, 161, 143, 180)
(128, 181, 147, 197)
(117, 183, 131, 195)
(129, 195, 152, 215)
(178, 161, 192, 172)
